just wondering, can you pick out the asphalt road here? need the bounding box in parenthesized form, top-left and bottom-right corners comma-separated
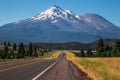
(0, 58, 56, 80)
(37, 53, 90, 80)
(0, 52, 90, 80)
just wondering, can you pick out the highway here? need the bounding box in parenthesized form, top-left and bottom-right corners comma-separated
(0, 52, 90, 80)
(0, 59, 56, 80)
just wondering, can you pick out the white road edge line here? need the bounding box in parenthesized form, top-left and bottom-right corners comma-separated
(32, 61, 57, 80)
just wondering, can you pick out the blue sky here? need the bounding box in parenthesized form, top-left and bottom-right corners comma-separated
(0, 0, 120, 26)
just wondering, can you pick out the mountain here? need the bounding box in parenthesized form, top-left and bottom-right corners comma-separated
(0, 5, 120, 43)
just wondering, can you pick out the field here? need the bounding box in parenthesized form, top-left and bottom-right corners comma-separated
(66, 51, 120, 80)
(44, 50, 61, 59)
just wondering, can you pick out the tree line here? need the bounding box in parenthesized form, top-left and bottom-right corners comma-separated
(96, 39, 120, 57)
(0, 42, 51, 59)
(73, 39, 120, 57)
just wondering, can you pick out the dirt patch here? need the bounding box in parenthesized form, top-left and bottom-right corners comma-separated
(68, 60, 91, 80)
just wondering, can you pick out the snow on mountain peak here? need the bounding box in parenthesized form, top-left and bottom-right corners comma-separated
(31, 5, 79, 22)
(29, 5, 119, 32)
(31, 5, 66, 20)
(65, 10, 75, 15)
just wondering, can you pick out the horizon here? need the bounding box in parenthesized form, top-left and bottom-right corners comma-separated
(0, 0, 120, 27)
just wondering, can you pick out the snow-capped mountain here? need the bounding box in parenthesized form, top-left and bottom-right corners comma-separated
(31, 5, 77, 21)
(33, 5, 65, 20)
(0, 5, 120, 43)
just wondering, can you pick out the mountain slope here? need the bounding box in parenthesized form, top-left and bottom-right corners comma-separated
(0, 5, 120, 43)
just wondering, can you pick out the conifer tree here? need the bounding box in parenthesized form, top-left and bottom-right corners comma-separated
(18, 42, 25, 58)
(80, 49, 85, 57)
(4, 41, 6, 46)
(13, 43, 17, 51)
(7, 42, 11, 46)
(28, 42, 33, 56)
(111, 40, 120, 57)
(86, 49, 93, 57)
(96, 38, 105, 57)
(3, 45, 9, 58)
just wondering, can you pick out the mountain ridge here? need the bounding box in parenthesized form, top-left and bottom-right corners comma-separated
(0, 5, 120, 43)
(33, 39, 118, 50)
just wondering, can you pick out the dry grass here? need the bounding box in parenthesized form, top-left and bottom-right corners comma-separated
(0, 45, 4, 49)
(65, 51, 120, 80)
(43, 50, 61, 59)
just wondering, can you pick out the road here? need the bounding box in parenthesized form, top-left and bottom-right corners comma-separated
(0, 52, 90, 80)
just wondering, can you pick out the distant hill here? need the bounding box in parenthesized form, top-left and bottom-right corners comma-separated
(33, 39, 117, 50)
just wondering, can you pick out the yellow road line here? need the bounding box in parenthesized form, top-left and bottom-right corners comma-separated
(0, 62, 27, 67)
(0, 64, 12, 67)
(0, 61, 40, 73)
(0, 60, 36, 67)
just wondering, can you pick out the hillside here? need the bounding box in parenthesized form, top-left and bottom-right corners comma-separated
(33, 39, 117, 50)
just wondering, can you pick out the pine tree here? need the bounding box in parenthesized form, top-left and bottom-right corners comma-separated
(33, 46, 38, 57)
(86, 49, 93, 57)
(96, 38, 105, 57)
(13, 43, 17, 51)
(0, 50, 6, 59)
(111, 40, 120, 57)
(104, 45, 110, 57)
(4, 41, 6, 46)
(7, 42, 11, 46)
(105, 45, 109, 52)
(9, 50, 15, 59)
(80, 49, 85, 57)
(18, 42, 25, 58)
(3, 45, 9, 59)
(28, 42, 33, 56)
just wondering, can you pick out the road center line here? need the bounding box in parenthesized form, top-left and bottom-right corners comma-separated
(0, 61, 40, 73)
(0, 60, 34, 67)
(32, 61, 57, 80)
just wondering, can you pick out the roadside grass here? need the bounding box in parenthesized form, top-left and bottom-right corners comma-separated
(0, 56, 43, 62)
(43, 50, 61, 59)
(65, 51, 120, 80)
(0, 50, 57, 62)
(0, 45, 4, 48)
